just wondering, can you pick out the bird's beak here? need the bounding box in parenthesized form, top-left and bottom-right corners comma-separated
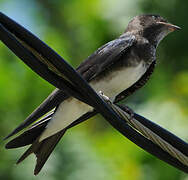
(157, 21, 181, 31)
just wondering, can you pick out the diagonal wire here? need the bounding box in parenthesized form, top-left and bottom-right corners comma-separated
(100, 93, 188, 166)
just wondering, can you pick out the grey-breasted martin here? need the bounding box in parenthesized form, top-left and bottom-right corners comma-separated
(5, 14, 180, 174)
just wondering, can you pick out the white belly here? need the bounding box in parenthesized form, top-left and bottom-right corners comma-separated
(39, 61, 147, 141)
(90, 61, 146, 97)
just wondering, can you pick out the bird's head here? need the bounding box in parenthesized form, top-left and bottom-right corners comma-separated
(125, 14, 181, 47)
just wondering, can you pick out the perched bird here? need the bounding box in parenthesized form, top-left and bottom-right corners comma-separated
(4, 14, 180, 174)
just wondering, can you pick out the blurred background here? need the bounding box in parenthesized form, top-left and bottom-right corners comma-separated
(0, 0, 188, 179)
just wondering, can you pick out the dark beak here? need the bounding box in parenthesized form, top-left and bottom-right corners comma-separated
(157, 21, 181, 31)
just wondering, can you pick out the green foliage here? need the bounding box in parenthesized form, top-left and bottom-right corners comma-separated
(0, 0, 188, 179)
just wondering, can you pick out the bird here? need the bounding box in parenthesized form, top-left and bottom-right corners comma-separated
(4, 14, 180, 175)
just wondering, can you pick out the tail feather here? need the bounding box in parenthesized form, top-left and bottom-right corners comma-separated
(16, 140, 40, 164)
(16, 129, 66, 175)
(34, 129, 66, 175)
(6, 112, 67, 175)
(5, 110, 95, 175)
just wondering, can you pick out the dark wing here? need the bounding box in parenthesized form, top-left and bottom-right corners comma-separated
(4, 33, 135, 139)
(77, 34, 136, 81)
(4, 89, 67, 139)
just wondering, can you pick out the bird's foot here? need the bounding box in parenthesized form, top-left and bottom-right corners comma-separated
(98, 91, 116, 103)
(98, 91, 110, 101)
